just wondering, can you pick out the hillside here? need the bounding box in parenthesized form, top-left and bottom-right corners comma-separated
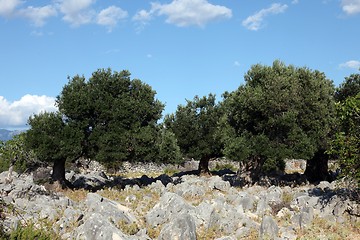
(0, 129, 22, 141)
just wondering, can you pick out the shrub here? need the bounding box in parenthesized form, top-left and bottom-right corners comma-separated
(328, 93, 360, 184)
(8, 223, 59, 240)
(0, 134, 38, 174)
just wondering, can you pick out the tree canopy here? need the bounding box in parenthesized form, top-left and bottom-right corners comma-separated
(335, 73, 360, 102)
(329, 73, 360, 185)
(25, 68, 164, 184)
(56, 69, 164, 164)
(221, 60, 335, 181)
(164, 94, 223, 174)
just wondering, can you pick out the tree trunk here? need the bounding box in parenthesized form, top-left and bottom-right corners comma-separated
(304, 149, 330, 183)
(198, 156, 211, 175)
(237, 157, 264, 184)
(51, 159, 70, 188)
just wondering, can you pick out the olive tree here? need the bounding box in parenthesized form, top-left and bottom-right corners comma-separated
(222, 61, 335, 182)
(26, 68, 164, 185)
(157, 127, 183, 164)
(329, 93, 360, 183)
(329, 73, 360, 184)
(25, 112, 82, 185)
(165, 94, 223, 174)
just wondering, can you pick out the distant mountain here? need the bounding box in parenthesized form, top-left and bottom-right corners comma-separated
(0, 129, 23, 141)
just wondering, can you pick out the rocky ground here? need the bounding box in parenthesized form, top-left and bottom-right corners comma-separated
(0, 160, 359, 240)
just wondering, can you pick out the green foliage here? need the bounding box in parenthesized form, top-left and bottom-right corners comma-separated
(25, 68, 164, 175)
(0, 134, 37, 173)
(25, 112, 82, 164)
(328, 93, 360, 184)
(335, 73, 360, 102)
(164, 94, 223, 162)
(8, 223, 59, 240)
(157, 128, 183, 164)
(222, 60, 335, 174)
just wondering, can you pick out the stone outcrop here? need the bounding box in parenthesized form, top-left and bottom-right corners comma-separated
(0, 167, 359, 240)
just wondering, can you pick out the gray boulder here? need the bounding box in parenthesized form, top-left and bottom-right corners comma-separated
(85, 193, 137, 224)
(148, 180, 166, 195)
(231, 192, 256, 212)
(75, 212, 130, 240)
(177, 183, 206, 199)
(279, 226, 297, 240)
(146, 192, 195, 227)
(207, 199, 254, 235)
(72, 172, 110, 190)
(291, 207, 314, 229)
(316, 181, 331, 190)
(209, 176, 231, 192)
(57, 207, 83, 236)
(195, 201, 215, 226)
(256, 197, 272, 217)
(259, 215, 278, 240)
(266, 186, 283, 205)
(158, 213, 197, 240)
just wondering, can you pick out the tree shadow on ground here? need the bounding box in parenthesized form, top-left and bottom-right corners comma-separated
(308, 185, 360, 204)
(67, 167, 238, 192)
(67, 166, 322, 193)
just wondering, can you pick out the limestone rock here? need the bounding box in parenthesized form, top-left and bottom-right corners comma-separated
(259, 215, 278, 240)
(75, 212, 130, 240)
(85, 193, 137, 224)
(146, 192, 195, 227)
(158, 213, 197, 240)
(291, 207, 314, 229)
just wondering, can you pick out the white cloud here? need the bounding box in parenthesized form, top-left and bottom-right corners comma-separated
(96, 6, 128, 32)
(133, 8, 156, 33)
(0, 0, 22, 17)
(133, 9, 153, 22)
(0, 0, 56, 27)
(134, 0, 232, 28)
(234, 61, 240, 67)
(0, 95, 57, 129)
(292, 0, 299, 4)
(341, 0, 360, 15)
(57, 0, 95, 26)
(18, 5, 57, 27)
(339, 60, 360, 69)
(242, 3, 288, 31)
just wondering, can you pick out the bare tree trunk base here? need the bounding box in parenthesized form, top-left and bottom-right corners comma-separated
(304, 149, 330, 183)
(51, 159, 73, 189)
(198, 157, 211, 176)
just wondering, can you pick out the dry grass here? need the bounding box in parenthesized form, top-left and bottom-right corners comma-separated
(296, 216, 360, 240)
(182, 190, 214, 206)
(146, 226, 162, 239)
(117, 220, 140, 235)
(196, 226, 223, 240)
(60, 188, 89, 202)
(98, 186, 161, 229)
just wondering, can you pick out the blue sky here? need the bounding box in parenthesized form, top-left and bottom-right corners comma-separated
(0, 0, 359, 129)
